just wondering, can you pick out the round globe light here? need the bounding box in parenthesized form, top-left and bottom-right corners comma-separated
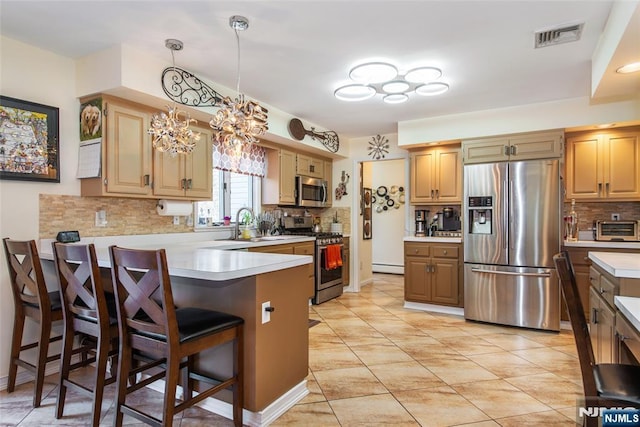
(349, 62, 398, 83)
(415, 82, 449, 96)
(334, 84, 376, 101)
(405, 67, 442, 83)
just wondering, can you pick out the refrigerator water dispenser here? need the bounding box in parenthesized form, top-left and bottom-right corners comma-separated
(468, 196, 492, 234)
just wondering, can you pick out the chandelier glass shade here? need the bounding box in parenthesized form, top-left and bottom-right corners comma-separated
(335, 62, 449, 104)
(148, 39, 200, 155)
(210, 16, 268, 149)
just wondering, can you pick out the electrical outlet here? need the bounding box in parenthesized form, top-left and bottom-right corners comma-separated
(261, 301, 271, 324)
(173, 216, 180, 225)
(611, 213, 620, 221)
(95, 210, 107, 227)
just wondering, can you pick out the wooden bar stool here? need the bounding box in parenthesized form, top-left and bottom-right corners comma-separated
(3, 238, 64, 407)
(109, 245, 244, 427)
(52, 242, 119, 426)
(553, 251, 640, 427)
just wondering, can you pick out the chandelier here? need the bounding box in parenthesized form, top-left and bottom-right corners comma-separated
(209, 16, 268, 149)
(148, 39, 200, 155)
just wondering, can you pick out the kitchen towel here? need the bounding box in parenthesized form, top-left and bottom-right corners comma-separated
(324, 245, 343, 270)
(157, 200, 193, 216)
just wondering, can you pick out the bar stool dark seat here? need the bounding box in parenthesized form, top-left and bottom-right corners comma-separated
(553, 251, 640, 427)
(109, 245, 244, 427)
(3, 238, 65, 407)
(52, 242, 119, 426)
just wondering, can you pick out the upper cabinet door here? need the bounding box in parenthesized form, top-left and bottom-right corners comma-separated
(105, 100, 152, 196)
(462, 137, 510, 164)
(410, 150, 435, 203)
(410, 145, 462, 204)
(605, 132, 640, 200)
(435, 147, 462, 202)
(566, 135, 601, 199)
(184, 125, 213, 199)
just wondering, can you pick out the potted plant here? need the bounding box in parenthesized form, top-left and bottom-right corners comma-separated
(223, 216, 231, 226)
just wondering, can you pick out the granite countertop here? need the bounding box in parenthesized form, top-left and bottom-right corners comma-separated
(40, 235, 314, 282)
(404, 236, 463, 244)
(563, 240, 640, 249)
(588, 251, 640, 279)
(615, 296, 640, 332)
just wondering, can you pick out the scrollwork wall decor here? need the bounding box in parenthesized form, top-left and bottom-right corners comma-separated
(288, 118, 340, 153)
(368, 134, 389, 160)
(161, 66, 224, 107)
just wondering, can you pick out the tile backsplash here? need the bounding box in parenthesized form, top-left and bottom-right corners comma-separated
(567, 201, 640, 233)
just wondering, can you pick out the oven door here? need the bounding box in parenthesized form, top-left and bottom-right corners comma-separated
(317, 244, 343, 290)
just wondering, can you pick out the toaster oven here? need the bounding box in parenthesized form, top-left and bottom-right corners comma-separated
(594, 220, 640, 241)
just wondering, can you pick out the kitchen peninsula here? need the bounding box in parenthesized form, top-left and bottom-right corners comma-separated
(39, 235, 315, 426)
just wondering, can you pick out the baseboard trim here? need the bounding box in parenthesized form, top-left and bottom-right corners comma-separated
(403, 301, 465, 317)
(146, 378, 308, 427)
(372, 264, 404, 274)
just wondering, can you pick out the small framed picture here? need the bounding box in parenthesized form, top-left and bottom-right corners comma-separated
(362, 187, 372, 240)
(0, 96, 59, 182)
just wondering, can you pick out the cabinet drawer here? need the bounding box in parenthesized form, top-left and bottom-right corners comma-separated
(405, 243, 430, 257)
(616, 313, 640, 364)
(599, 274, 617, 307)
(589, 266, 601, 288)
(565, 248, 591, 267)
(293, 243, 314, 256)
(431, 245, 459, 259)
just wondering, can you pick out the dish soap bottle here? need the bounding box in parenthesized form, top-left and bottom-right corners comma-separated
(566, 199, 579, 242)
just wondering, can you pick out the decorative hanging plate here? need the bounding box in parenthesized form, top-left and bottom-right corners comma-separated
(398, 194, 406, 204)
(376, 205, 383, 213)
(376, 186, 388, 197)
(387, 199, 395, 207)
(371, 195, 377, 204)
(390, 185, 398, 194)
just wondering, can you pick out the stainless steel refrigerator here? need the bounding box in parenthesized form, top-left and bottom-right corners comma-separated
(463, 159, 561, 331)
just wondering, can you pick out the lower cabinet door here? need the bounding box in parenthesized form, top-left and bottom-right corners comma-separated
(431, 258, 459, 305)
(404, 256, 431, 302)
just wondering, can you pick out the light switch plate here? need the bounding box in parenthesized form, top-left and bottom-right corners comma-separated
(262, 301, 271, 324)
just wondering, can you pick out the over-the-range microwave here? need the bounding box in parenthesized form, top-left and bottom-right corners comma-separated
(295, 176, 328, 208)
(594, 220, 640, 241)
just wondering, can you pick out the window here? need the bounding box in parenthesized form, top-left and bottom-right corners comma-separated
(195, 170, 260, 227)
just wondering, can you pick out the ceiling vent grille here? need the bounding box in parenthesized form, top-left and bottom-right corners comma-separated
(535, 23, 584, 48)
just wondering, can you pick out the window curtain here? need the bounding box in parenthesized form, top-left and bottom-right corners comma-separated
(212, 142, 266, 177)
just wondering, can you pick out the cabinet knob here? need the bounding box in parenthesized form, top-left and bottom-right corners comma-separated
(443, 250, 448, 255)
(415, 249, 419, 254)
(599, 287, 606, 294)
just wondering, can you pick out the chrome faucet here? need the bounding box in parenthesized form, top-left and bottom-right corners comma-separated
(235, 207, 254, 239)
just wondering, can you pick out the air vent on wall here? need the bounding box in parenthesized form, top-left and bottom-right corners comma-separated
(534, 23, 584, 48)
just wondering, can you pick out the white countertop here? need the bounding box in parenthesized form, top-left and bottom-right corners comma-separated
(404, 236, 463, 244)
(588, 251, 640, 279)
(40, 236, 314, 282)
(564, 240, 640, 249)
(615, 296, 640, 333)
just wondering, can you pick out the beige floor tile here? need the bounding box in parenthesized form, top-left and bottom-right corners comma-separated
(436, 336, 504, 356)
(329, 393, 418, 426)
(494, 409, 578, 426)
(478, 332, 546, 351)
(180, 405, 235, 426)
(457, 422, 501, 427)
(519, 330, 577, 347)
(467, 352, 547, 378)
(350, 343, 413, 366)
(368, 361, 445, 392)
(308, 342, 363, 372)
(420, 355, 499, 385)
(270, 401, 341, 426)
(298, 375, 327, 404)
(418, 324, 474, 339)
(452, 379, 551, 419)
(505, 372, 583, 409)
(394, 385, 491, 426)
(313, 366, 388, 401)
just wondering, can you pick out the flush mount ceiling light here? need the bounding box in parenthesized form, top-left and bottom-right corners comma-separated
(148, 39, 201, 155)
(209, 15, 269, 149)
(616, 61, 640, 74)
(334, 61, 449, 104)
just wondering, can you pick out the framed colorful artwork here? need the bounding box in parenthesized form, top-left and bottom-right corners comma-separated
(0, 96, 60, 182)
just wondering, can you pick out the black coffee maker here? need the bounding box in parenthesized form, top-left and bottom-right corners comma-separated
(442, 207, 461, 231)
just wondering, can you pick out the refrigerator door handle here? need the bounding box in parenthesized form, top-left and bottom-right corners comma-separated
(509, 178, 515, 251)
(470, 268, 551, 278)
(503, 178, 509, 251)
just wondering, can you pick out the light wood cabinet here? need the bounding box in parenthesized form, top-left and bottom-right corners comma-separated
(296, 153, 323, 178)
(81, 96, 154, 198)
(342, 237, 350, 286)
(616, 313, 640, 365)
(262, 148, 296, 205)
(463, 130, 563, 164)
(250, 241, 315, 298)
(404, 241, 461, 307)
(153, 124, 213, 200)
(565, 127, 640, 201)
(410, 145, 462, 204)
(80, 95, 213, 201)
(324, 160, 333, 207)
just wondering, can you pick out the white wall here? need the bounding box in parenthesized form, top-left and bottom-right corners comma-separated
(0, 36, 82, 380)
(371, 159, 406, 273)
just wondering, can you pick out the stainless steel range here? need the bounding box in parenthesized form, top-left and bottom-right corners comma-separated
(282, 216, 344, 304)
